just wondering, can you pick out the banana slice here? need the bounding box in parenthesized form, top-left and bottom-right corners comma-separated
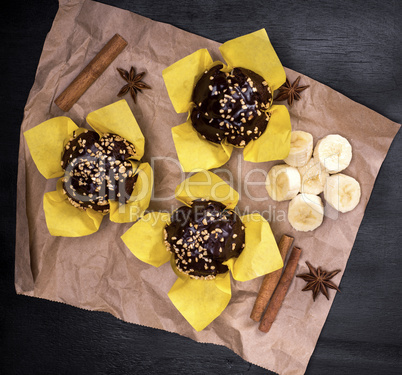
(266, 164, 301, 201)
(288, 193, 324, 232)
(284, 130, 314, 167)
(324, 173, 361, 213)
(298, 158, 329, 195)
(313, 134, 352, 174)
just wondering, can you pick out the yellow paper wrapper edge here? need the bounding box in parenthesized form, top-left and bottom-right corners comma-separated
(162, 48, 214, 114)
(224, 213, 283, 281)
(219, 28, 286, 91)
(24, 116, 79, 179)
(168, 271, 232, 331)
(171, 119, 233, 172)
(121, 211, 171, 267)
(243, 105, 291, 162)
(86, 99, 146, 159)
(43, 178, 105, 237)
(175, 170, 239, 209)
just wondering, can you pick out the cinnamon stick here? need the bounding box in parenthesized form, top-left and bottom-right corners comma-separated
(55, 33, 127, 112)
(259, 246, 302, 333)
(250, 235, 294, 322)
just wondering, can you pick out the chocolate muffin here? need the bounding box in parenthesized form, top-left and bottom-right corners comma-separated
(164, 199, 246, 280)
(191, 64, 272, 147)
(61, 130, 138, 213)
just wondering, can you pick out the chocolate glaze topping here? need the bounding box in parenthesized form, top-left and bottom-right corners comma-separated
(164, 199, 245, 279)
(191, 65, 272, 147)
(61, 130, 138, 213)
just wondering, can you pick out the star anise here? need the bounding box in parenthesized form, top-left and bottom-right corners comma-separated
(117, 66, 151, 103)
(296, 261, 341, 301)
(274, 76, 309, 106)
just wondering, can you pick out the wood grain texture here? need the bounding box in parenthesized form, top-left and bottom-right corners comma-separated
(1, 0, 401, 374)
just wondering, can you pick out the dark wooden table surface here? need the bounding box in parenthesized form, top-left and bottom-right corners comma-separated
(1, 1, 401, 374)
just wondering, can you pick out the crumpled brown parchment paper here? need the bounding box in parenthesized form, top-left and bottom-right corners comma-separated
(15, 1, 400, 374)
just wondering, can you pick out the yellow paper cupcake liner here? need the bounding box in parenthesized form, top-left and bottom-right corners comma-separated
(24, 99, 152, 237)
(121, 171, 282, 331)
(163, 29, 291, 172)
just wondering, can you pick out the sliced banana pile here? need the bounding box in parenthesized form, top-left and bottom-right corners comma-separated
(265, 131, 361, 232)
